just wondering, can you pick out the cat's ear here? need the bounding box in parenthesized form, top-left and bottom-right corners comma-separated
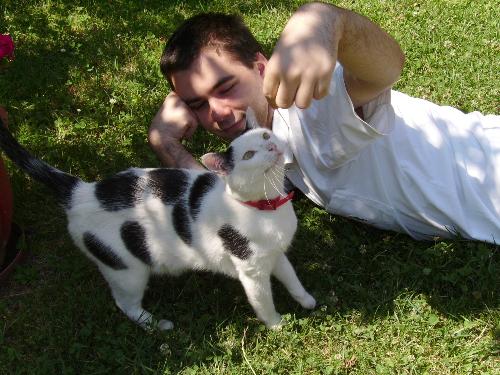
(201, 152, 230, 175)
(245, 107, 261, 131)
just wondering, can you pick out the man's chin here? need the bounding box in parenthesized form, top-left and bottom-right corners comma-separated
(221, 118, 246, 139)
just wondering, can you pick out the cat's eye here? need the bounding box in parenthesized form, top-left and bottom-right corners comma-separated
(263, 132, 270, 140)
(242, 150, 256, 160)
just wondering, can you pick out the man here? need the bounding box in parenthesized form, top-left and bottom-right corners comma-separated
(149, 3, 500, 243)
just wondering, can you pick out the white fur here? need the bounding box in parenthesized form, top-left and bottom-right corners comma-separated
(66, 129, 315, 330)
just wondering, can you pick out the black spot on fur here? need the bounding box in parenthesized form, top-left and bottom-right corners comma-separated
(121, 221, 152, 266)
(147, 169, 188, 205)
(189, 173, 218, 220)
(83, 232, 127, 270)
(218, 224, 252, 260)
(173, 203, 192, 245)
(95, 171, 141, 211)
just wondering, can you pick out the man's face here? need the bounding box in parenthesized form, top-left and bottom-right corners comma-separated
(171, 48, 272, 140)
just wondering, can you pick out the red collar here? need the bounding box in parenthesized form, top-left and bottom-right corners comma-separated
(239, 191, 294, 211)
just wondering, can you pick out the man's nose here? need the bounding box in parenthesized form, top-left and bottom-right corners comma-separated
(208, 98, 231, 122)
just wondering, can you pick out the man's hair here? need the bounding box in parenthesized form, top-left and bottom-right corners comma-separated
(160, 13, 264, 88)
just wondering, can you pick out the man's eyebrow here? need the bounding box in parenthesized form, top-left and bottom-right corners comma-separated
(184, 75, 234, 105)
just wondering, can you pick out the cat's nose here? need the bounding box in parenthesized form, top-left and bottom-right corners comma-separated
(267, 142, 277, 152)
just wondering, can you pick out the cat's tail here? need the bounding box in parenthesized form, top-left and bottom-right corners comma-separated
(0, 118, 80, 208)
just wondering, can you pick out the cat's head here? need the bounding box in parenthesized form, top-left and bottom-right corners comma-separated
(201, 128, 287, 201)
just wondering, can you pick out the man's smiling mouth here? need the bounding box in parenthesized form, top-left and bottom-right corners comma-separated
(221, 117, 245, 136)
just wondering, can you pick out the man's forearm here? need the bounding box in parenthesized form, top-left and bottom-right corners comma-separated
(336, 6, 404, 86)
(149, 135, 205, 170)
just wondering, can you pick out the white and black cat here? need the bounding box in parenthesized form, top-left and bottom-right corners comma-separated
(0, 116, 315, 330)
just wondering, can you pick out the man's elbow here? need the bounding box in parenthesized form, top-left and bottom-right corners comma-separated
(147, 125, 168, 152)
(391, 49, 405, 86)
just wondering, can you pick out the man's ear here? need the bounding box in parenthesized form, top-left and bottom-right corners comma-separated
(201, 152, 229, 175)
(254, 52, 267, 77)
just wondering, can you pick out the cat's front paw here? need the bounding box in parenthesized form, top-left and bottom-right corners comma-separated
(265, 314, 283, 330)
(298, 293, 316, 309)
(158, 319, 174, 331)
(147, 319, 174, 331)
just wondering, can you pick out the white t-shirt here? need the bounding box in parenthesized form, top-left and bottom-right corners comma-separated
(272, 64, 500, 242)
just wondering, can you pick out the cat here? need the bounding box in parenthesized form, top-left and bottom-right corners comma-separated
(0, 115, 315, 330)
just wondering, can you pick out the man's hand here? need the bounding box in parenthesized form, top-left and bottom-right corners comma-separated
(148, 92, 204, 170)
(263, 3, 341, 109)
(263, 3, 404, 110)
(150, 91, 198, 141)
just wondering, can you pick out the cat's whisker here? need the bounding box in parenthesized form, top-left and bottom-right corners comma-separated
(263, 172, 278, 200)
(266, 168, 280, 189)
(271, 176, 285, 197)
(263, 177, 271, 202)
(264, 169, 285, 198)
(271, 162, 285, 177)
(266, 178, 282, 198)
(267, 168, 280, 184)
(269, 168, 284, 186)
(270, 164, 285, 183)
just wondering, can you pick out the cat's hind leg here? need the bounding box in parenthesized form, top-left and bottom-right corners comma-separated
(272, 254, 316, 309)
(101, 266, 173, 331)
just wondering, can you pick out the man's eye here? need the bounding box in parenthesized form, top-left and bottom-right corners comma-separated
(220, 84, 235, 94)
(242, 150, 256, 160)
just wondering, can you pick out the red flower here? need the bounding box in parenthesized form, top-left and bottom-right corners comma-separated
(0, 34, 15, 61)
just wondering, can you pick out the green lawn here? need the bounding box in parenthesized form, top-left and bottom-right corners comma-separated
(0, 0, 498, 374)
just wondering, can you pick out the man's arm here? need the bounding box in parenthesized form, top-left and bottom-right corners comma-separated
(148, 92, 205, 170)
(263, 2, 405, 109)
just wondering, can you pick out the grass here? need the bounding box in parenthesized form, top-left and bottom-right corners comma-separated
(0, 0, 499, 373)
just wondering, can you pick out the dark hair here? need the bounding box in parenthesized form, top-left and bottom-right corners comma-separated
(160, 13, 264, 88)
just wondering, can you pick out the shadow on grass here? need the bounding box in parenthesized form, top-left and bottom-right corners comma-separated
(288, 196, 499, 319)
